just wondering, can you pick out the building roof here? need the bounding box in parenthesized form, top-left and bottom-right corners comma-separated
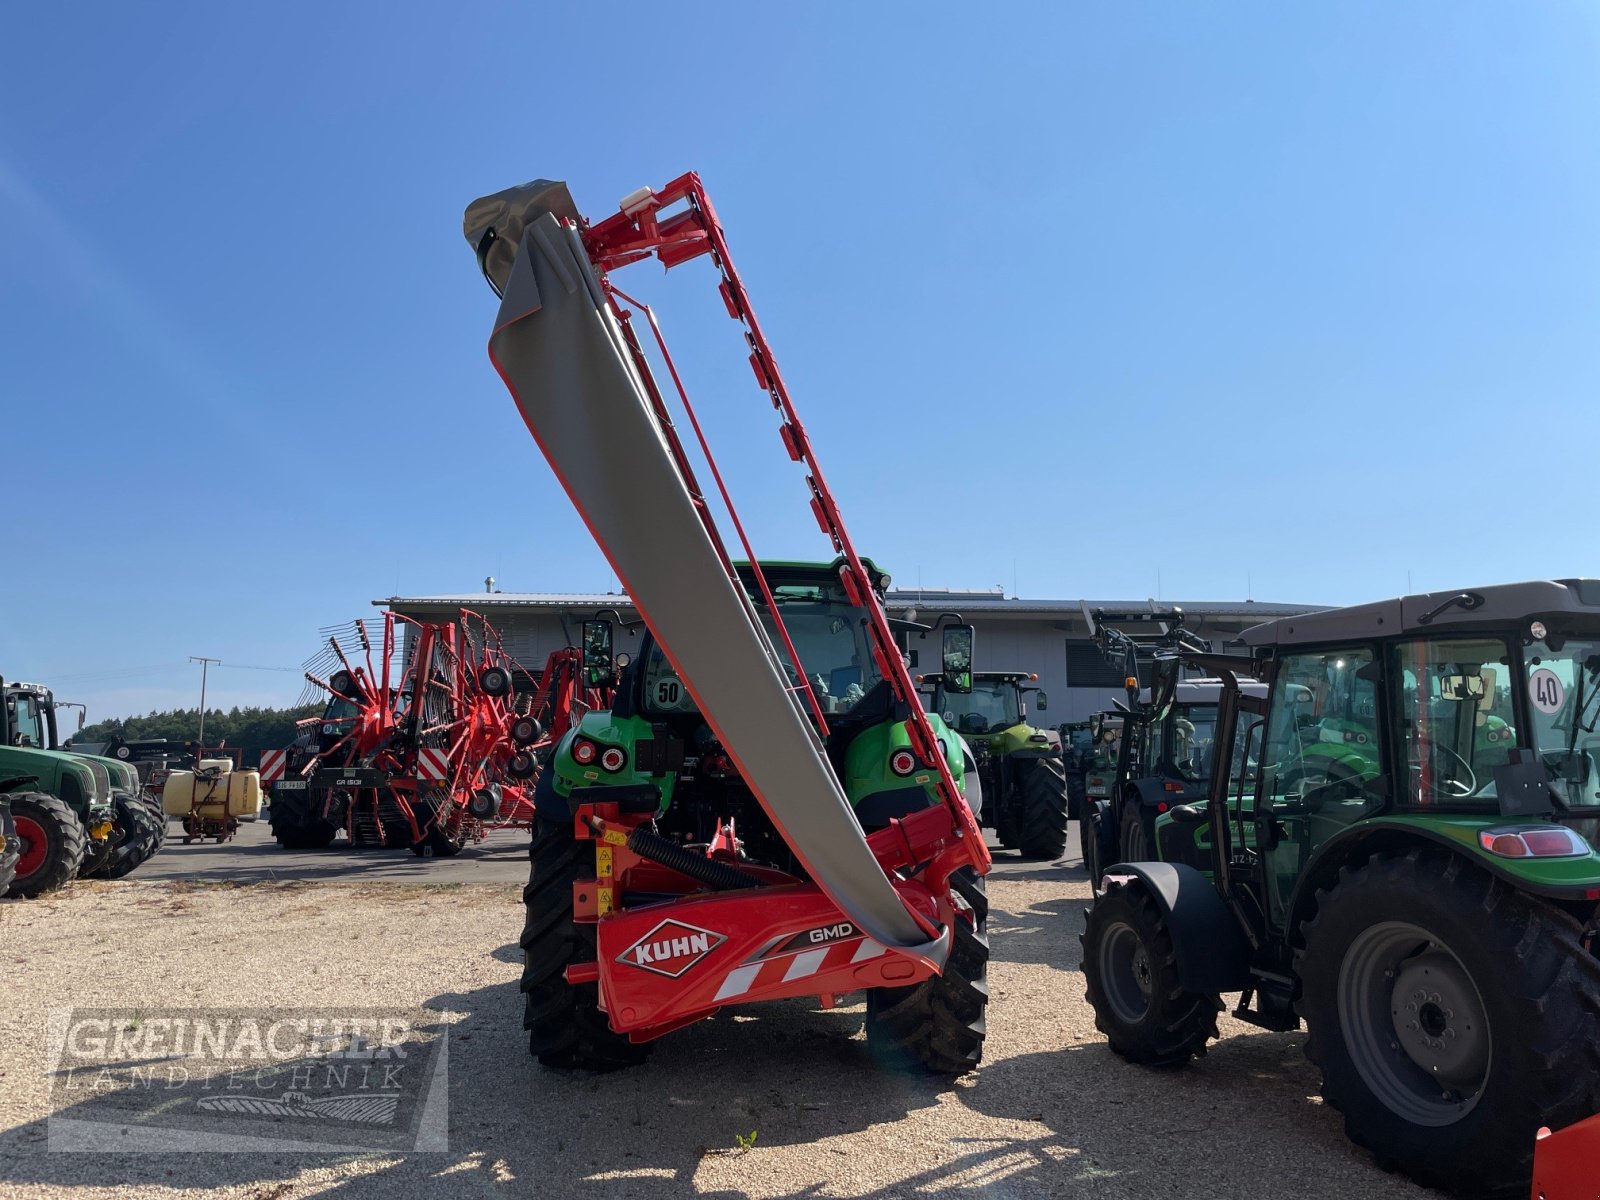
(377, 591, 1323, 620)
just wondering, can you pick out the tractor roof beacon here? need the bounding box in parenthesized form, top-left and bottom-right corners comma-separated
(1079, 579, 1600, 1199)
(923, 670, 1070, 859)
(464, 173, 990, 1074)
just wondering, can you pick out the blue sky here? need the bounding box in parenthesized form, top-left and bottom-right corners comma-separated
(3, 2, 1598, 720)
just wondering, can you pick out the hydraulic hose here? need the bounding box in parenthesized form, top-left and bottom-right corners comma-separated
(626, 825, 763, 891)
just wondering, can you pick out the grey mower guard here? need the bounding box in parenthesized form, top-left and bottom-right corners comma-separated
(467, 182, 948, 963)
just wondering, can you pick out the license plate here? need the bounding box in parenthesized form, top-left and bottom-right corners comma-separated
(273, 780, 307, 790)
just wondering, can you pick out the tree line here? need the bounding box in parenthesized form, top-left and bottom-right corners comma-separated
(70, 704, 323, 768)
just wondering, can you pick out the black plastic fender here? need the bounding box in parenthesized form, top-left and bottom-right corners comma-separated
(1099, 861, 1250, 994)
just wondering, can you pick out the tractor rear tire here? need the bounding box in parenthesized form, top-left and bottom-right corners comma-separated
(1016, 757, 1069, 860)
(0, 803, 19, 896)
(6, 792, 87, 898)
(1081, 878, 1221, 1066)
(84, 792, 163, 880)
(1119, 801, 1152, 862)
(269, 794, 338, 850)
(139, 793, 168, 855)
(520, 816, 650, 1071)
(865, 868, 989, 1075)
(1080, 812, 1100, 890)
(1297, 849, 1600, 1199)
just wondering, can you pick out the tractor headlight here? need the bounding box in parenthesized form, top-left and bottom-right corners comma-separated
(1478, 825, 1589, 858)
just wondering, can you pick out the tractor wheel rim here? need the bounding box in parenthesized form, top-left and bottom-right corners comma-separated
(1100, 921, 1154, 1024)
(1338, 920, 1489, 1126)
(1125, 817, 1147, 860)
(13, 814, 49, 879)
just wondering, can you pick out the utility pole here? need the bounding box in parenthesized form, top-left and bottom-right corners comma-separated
(190, 656, 220, 747)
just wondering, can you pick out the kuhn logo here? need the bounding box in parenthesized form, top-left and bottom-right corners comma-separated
(617, 920, 726, 978)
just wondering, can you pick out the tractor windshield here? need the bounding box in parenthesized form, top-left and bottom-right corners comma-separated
(935, 680, 1022, 736)
(643, 586, 883, 718)
(1522, 633, 1600, 809)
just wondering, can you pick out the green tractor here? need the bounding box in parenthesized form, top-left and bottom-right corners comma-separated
(922, 670, 1070, 859)
(1, 677, 113, 894)
(528, 558, 988, 1071)
(21, 679, 166, 874)
(1081, 677, 1270, 885)
(1080, 580, 1600, 1197)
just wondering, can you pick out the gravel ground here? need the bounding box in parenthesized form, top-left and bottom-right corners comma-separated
(0, 873, 1430, 1199)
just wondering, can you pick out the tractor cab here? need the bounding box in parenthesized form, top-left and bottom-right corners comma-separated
(918, 670, 1069, 858)
(923, 671, 1043, 738)
(638, 559, 891, 722)
(548, 557, 972, 870)
(1080, 580, 1600, 1197)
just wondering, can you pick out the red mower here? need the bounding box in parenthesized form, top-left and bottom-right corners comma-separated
(464, 173, 992, 1070)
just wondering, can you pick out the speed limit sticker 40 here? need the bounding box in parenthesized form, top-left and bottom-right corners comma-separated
(1529, 668, 1566, 715)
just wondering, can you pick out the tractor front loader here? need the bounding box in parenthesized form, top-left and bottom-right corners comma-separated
(1078, 581, 1600, 1198)
(465, 172, 991, 1071)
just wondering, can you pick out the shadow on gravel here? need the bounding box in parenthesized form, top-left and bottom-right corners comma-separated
(132, 820, 531, 885)
(0, 976, 967, 1198)
(0, 874, 1427, 1199)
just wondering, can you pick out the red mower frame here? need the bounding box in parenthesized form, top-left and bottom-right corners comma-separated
(509, 173, 991, 1042)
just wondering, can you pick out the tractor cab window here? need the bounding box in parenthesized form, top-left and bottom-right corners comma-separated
(1519, 633, 1600, 809)
(1090, 721, 1122, 770)
(1393, 638, 1514, 810)
(1170, 704, 1221, 783)
(642, 584, 884, 719)
(938, 680, 1021, 735)
(8, 694, 45, 747)
(1259, 648, 1383, 922)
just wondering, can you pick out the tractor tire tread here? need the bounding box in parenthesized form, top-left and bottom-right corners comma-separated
(1016, 755, 1070, 860)
(866, 870, 988, 1075)
(6, 792, 87, 898)
(1081, 880, 1221, 1066)
(1296, 847, 1600, 1199)
(84, 791, 162, 880)
(520, 817, 649, 1072)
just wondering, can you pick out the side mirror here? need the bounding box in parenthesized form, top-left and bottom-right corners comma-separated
(1034, 691, 1049, 712)
(1089, 713, 1103, 740)
(581, 620, 615, 687)
(77, 710, 86, 731)
(941, 624, 975, 694)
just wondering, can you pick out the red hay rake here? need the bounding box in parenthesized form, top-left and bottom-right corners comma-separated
(267, 611, 613, 855)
